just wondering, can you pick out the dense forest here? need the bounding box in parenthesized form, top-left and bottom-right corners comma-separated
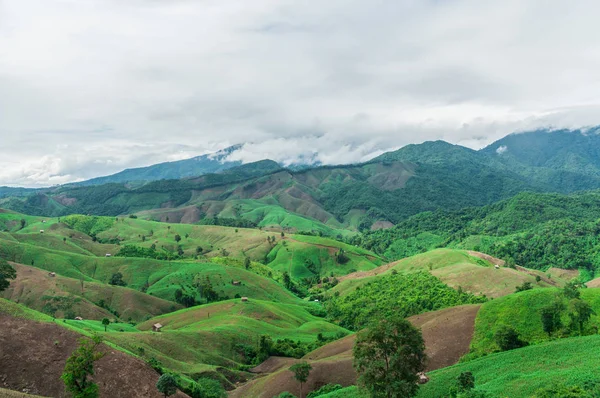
(354, 191, 600, 278)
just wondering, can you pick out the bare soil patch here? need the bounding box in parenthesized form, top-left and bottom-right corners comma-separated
(0, 314, 188, 398)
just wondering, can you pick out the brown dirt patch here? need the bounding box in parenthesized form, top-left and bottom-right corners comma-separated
(370, 221, 394, 231)
(547, 267, 579, 281)
(0, 314, 188, 398)
(587, 277, 600, 288)
(229, 304, 481, 397)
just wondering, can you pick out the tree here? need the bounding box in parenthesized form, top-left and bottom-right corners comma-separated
(563, 281, 582, 300)
(61, 335, 105, 398)
(156, 373, 178, 398)
(20, 218, 26, 229)
(244, 257, 251, 270)
(541, 299, 565, 337)
(568, 299, 595, 335)
(289, 362, 312, 398)
(108, 272, 126, 287)
(515, 281, 533, 292)
(174, 234, 181, 243)
(353, 316, 426, 398)
(0, 259, 17, 292)
(494, 325, 527, 351)
(101, 318, 110, 332)
(457, 371, 475, 391)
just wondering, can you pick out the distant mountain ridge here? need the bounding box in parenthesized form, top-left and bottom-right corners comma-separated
(73, 144, 245, 186)
(5, 128, 600, 233)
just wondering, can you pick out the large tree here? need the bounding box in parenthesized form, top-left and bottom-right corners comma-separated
(289, 362, 312, 398)
(156, 373, 178, 398)
(61, 335, 105, 398)
(353, 316, 426, 398)
(0, 259, 16, 292)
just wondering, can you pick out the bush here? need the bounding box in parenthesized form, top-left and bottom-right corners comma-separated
(307, 384, 343, 397)
(494, 325, 528, 351)
(189, 378, 226, 398)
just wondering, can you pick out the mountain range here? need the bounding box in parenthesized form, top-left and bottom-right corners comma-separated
(4, 128, 600, 233)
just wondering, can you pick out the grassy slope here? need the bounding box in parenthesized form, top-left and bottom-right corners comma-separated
(100, 299, 350, 374)
(419, 334, 600, 397)
(331, 249, 552, 298)
(0, 212, 383, 282)
(3, 262, 180, 321)
(321, 334, 600, 398)
(469, 287, 600, 357)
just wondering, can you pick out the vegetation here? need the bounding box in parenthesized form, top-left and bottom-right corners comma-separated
(326, 271, 486, 330)
(61, 335, 105, 398)
(289, 362, 312, 398)
(156, 373, 178, 397)
(0, 258, 16, 292)
(353, 316, 426, 398)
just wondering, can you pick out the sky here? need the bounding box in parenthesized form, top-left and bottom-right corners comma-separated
(2, 0, 600, 187)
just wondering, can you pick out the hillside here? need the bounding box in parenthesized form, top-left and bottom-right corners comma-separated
(2, 262, 181, 321)
(357, 190, 600, 279)
(0, 141, 552, 233)
(230, 304, 481, 398)
(329, 249, 554, 299)
(418, 333, 600, 397)
(0, 299, 189, 398)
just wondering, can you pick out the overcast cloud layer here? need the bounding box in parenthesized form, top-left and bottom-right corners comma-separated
(2, 0, 600, 187)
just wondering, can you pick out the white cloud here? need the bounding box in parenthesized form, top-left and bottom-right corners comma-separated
(496, 145, 508, 155)
(2, 0, 600, 186)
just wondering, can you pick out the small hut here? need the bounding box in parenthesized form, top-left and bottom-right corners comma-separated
(74, 316, 83, 321)
(48, 272, 56, 277)
(152, 323, 163, 332)
(39, 230, 44, 234)
(417, 372, 429, 384)
(494, 264, 500, 269)
(232, 281, 241, 286)
(241, 297, 249, 302)
(105, 253, 112, 257)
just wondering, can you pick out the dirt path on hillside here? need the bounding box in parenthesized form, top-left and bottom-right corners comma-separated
(0, 314, 189, 398)
(229, 304, 481, 397)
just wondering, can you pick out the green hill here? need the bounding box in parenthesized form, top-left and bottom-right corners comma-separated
(330, 249, 553, 299)
(357, 190, 600, 279)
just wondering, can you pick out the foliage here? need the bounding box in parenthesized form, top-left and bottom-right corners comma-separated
(356, 191, 600, 276)
(61, 335, 105, 398)
(101, 318, 110, 332)
(189, 378, 226, 398)
(326, 272, 486, 330)
(156, 373, 178, 397)
(493, 325, 528, 351)
(307, 384, 343, 398)
(515, 282, 533, 293)
(289, 361, 312, 398)
(108, 272, 127, 287)
(0, 258, 16, 292)
(353, 316, 426, 398)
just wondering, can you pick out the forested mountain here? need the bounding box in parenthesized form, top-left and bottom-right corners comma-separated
(356, 190, 600, 278)
(73, 144, 244, 186)
(6, 128, 600, 234)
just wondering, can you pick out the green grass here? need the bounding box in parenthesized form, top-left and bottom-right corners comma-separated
(64, 319, 139, 333)
(469, 288, 600, 357)
(98, 299, 350, 374)
(419, 334, 600, 397)
(0, 297, 54, 322)
(331, 249, 551, 299)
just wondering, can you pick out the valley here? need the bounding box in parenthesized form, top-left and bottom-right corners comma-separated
(3, 130, 600, 397)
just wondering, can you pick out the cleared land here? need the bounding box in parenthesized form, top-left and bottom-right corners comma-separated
(230, 304, 481, 398)
(0, 300, 188, 398)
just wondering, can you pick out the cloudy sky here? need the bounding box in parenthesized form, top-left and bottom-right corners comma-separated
(1, 0, 600, 187)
